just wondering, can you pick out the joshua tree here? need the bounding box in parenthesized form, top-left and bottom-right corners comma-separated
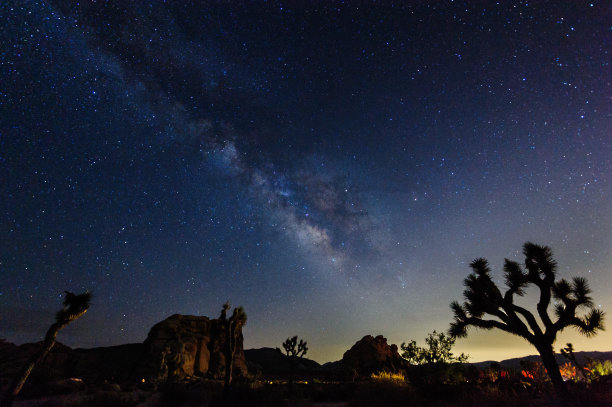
(449, 242, 604, 393)
(2, 291, 91, 407)
(221, 302, 247, 391)
(282, 335, 308, 391)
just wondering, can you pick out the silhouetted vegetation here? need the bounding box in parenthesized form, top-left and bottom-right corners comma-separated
(401, 330, 468, 386)
(1, 291, 91, 407)
(449, 242, 605, 393)
(401, 330, 468, 365)
(281, 335, 308, 392)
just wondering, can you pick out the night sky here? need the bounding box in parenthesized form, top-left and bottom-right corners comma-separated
(1, 1, 610, 363)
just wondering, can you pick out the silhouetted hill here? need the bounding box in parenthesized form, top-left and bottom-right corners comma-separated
(244, 347, 320, 377)
(470, 351, 612, 370)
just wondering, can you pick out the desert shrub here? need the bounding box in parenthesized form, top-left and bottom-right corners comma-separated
(584, 359, 612, 382)
(519, 360, 549, 386)
(370, 371, 408, 386)
(560, 361, 578, 382)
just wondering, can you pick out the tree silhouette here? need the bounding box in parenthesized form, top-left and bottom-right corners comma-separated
(282, 335, 308, 392)
(401, 330, 467, 365)
(449, 242, 605, 393)
(2, 291, 91, 407)
(220, 302, 247, 392)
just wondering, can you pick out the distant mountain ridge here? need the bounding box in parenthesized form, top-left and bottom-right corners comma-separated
(245, 347, 612, 372)
(469, 351, 612, 370)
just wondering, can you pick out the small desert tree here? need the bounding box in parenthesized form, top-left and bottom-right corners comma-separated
(220, 302, 247, 391)
(401, 330, 467, 384)
(2, 291, 91, 407)
(449, 242, 605, 393)
(282, 335, 308, 391)
(401, 330, 468, 365)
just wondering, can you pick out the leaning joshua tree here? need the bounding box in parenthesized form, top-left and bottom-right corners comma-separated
(220, 302, 247, 392)
(449, 242, 604, 393)
(2, 291, 91, 407)
(282, 335, 308, 392)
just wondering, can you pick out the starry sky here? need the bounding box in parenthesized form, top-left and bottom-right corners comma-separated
(1, 1, 610, 363)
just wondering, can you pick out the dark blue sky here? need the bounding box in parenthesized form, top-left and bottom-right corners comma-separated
(1, 1, 610, 362)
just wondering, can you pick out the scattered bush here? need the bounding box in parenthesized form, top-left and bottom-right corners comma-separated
(370, 371, 408, 386)
(585, 359, 612, 377)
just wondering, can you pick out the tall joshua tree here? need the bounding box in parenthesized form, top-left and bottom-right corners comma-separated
(449, 243, 604, 393)
(221, 302, 247, 391)
(2, 291, 91, 407)
(282, 336, 308, 392)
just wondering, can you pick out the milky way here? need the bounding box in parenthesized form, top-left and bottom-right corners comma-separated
(1, 1, 610, 362)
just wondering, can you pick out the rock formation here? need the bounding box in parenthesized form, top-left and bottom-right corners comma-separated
(0, 313, 247, 386)
(341, 335, 409, 379)
(136, 314, 247, 382)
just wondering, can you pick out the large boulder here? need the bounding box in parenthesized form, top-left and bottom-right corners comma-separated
(135, 314, 247, 382)
(341, 335, 409, 379)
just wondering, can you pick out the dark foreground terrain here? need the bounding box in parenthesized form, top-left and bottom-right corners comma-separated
(3, 324, 611, 406)
(3, 377, 612, 407)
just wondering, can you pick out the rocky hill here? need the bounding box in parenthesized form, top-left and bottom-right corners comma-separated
(340, 334, 410, 379)
(244, 347, 320, 377)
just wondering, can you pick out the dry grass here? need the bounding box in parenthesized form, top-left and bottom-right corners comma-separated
(370, 371, 408, 386)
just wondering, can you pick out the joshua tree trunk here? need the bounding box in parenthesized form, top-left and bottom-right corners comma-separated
(535, 342, 565, 394)
(223, 318, 236, 392)
(288, 358, 295, 393)
(282, 336, 308, 396)
(222, 305, 246, 396)
(2, 291, 90, 407)
(224, 347, 234, 389)
(2, 322, 64, 407)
